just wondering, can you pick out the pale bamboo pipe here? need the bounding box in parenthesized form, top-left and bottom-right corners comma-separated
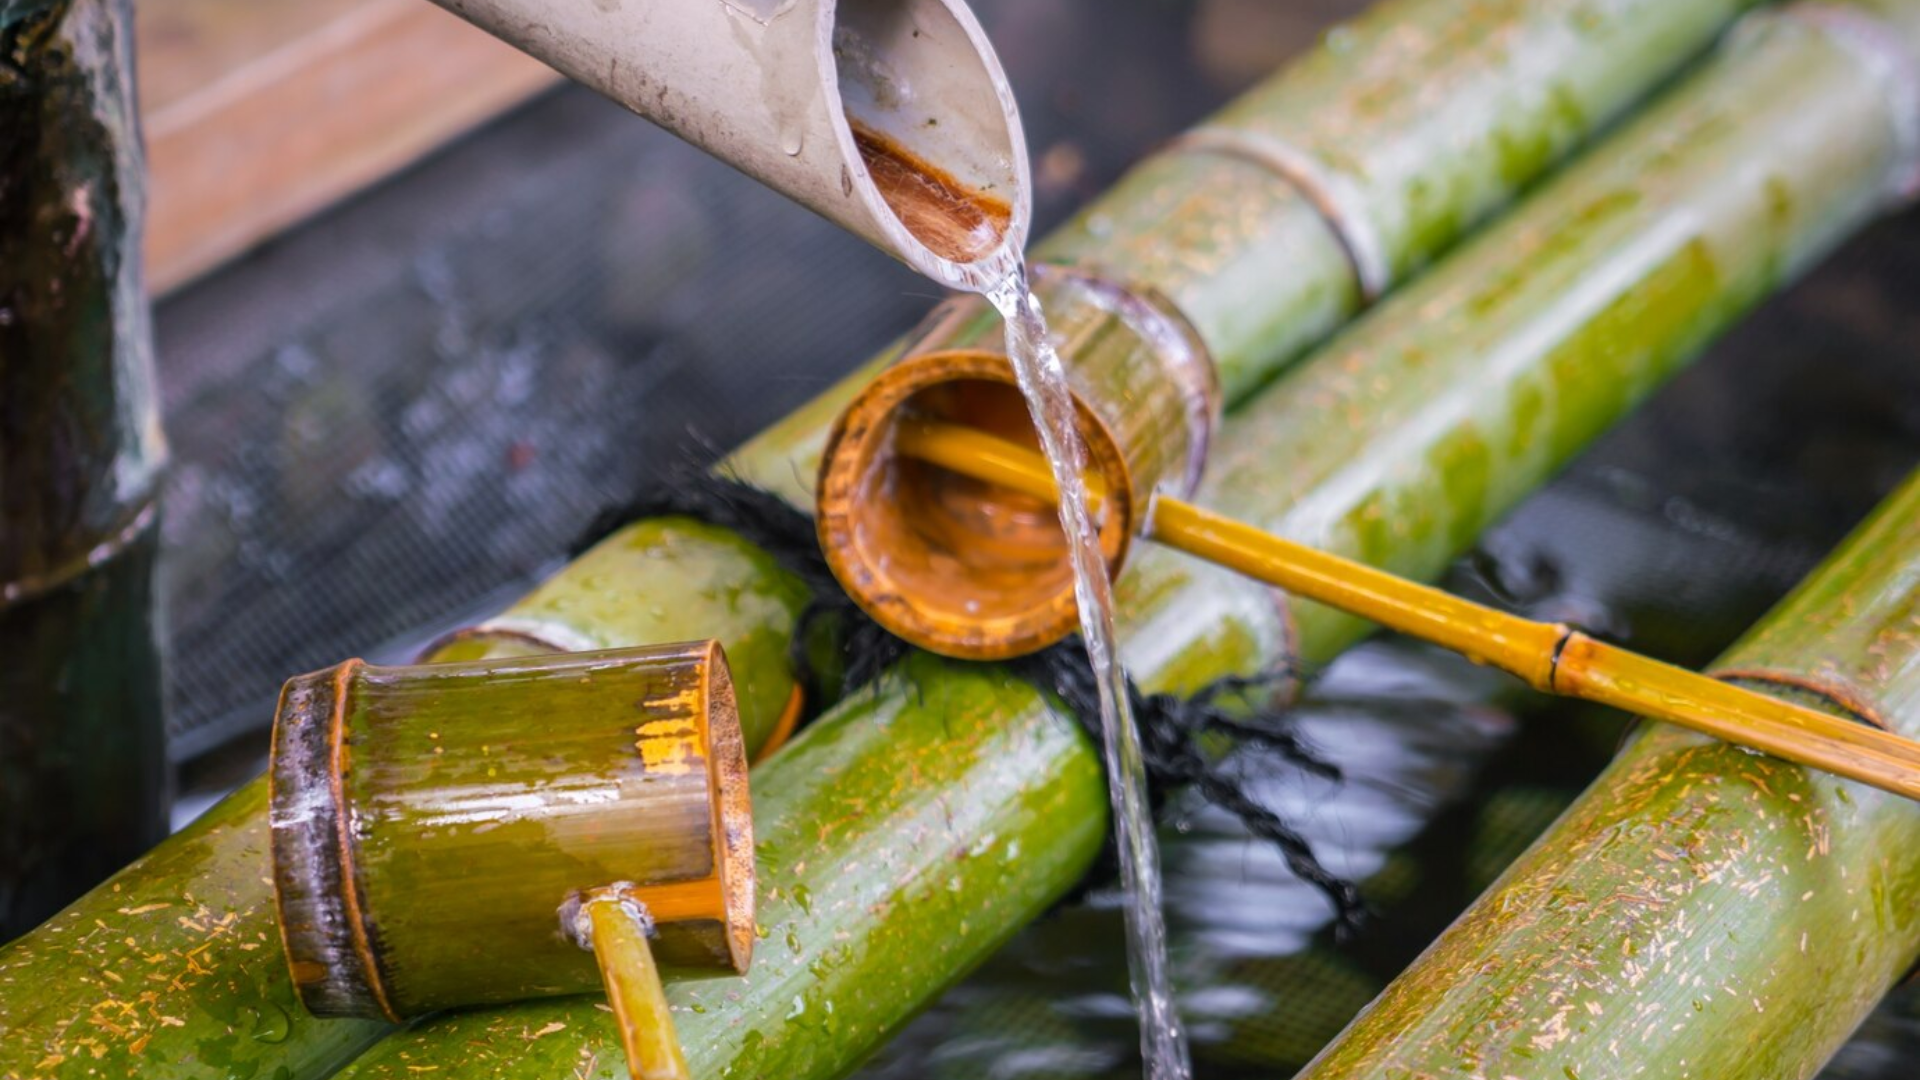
(895, 418, 1920, 803)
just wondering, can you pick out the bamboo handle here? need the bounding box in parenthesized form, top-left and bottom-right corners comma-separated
(894, 418, 1920, 803)
(581, 892, 691, 1080)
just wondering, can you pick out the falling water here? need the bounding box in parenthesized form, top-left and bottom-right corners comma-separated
(984, 266, 1190, 1080)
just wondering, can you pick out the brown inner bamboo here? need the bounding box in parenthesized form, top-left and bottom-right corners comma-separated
(851, 120, 1012, 265)
(817, 356, 1132, 660)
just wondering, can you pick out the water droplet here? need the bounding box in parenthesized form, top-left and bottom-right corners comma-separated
(245, 1003, 292, 1044)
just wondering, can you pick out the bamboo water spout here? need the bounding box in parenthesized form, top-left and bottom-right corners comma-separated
(890, 419, 1920, 803)
(814, 0, 1771, 659)
(421, 0, 1031, 290)
(0, 0, 1825, 1074)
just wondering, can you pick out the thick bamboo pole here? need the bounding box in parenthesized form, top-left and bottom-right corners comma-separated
(1297, 469, 1920, 1080)
(1036, 0, 1770, 401)
(324, 5, 1919, 1076)
(0, 0, 1814, 1072)
(0, 0, 169, 938)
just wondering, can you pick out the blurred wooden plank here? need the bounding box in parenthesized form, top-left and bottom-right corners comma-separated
(140, 0, 562, 293)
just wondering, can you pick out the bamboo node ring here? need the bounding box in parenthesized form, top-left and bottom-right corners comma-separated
(1166, 128, 1392, 301)
(1773, 4, 1920, 203)
(0, 497, 158, 610)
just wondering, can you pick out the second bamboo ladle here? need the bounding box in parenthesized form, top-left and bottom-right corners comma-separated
(268, 642, 754, 1080)
(893, 418, 1920, 803)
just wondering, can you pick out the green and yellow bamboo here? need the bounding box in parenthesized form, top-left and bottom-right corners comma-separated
(892, 417, 1920, 803)
(0, 0, 1850, 1074)
(583, 893, 692, 1080)
(323, 5, 1920, 1077)
(1298, 468, 1920, 1080)
(268, 644, 754, 1020)
(0, 0, 169, 938)
(0, 518, 809, 1076)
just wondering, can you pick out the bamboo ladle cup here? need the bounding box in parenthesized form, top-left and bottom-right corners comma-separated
(893, 418, 1920, 803)
(268, 642, 754, 1080)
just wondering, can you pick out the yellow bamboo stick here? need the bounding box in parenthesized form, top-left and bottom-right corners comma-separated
(894, 418, 1920, 802)
(583, 893, 691, 1080)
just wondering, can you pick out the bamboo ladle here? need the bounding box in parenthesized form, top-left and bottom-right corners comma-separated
(895, 417, 1920, 803)
(268, 643, 755, 1080)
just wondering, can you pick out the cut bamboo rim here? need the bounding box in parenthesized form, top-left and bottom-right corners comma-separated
(269, 642, 755, 1020)
(893, 419, 1920, 803)
(816, 265, 1217, 661)
(817, 352, 1136, 661)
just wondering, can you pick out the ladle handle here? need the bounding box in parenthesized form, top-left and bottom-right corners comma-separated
(584, 894, 690, 1080)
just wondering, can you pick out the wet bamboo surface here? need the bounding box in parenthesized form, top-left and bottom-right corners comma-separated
(1036, 0, 1768, 401)
(0, 0, 170, 938)
(1298, 471, 1920, 1080)
(270, 644, 752, 1021)
(325, 5, 1916, 1077)
(0, 1, 1871, 1076)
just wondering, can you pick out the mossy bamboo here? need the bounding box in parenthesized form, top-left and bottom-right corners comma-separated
(1035, 0, 1770, 401)
(1297, 469, 1920, 1080)
(0, 0, 1833, 1073)
(0, 0, 168, 938)
(323, 5, 1920, 1076)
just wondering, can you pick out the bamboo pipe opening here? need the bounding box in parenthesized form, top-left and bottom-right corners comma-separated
(817, 352, 1134, 660)
(830, 0, 1028, 285)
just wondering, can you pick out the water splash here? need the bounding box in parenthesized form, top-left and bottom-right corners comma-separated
(984, 266, 1190, 1080)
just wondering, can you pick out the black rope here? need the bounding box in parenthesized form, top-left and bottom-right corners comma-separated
(575, 468, 1365, 929)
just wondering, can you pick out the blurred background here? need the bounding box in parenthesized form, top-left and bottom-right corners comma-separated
(111, 0, 1920, 1074)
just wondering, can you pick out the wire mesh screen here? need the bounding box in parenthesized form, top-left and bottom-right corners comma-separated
(145, 0, 1920, 1075)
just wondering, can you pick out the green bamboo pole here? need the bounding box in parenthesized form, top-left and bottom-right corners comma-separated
(1035, 0, 1769, 402)
(1298, 469, 1920, 1080)
(0, 0, 168, 938)
(322, 4, 1920, 1076)
(0, 0, 1817, 1072)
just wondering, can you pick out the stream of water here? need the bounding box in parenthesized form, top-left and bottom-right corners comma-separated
(984, 267, 1190, 1080)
